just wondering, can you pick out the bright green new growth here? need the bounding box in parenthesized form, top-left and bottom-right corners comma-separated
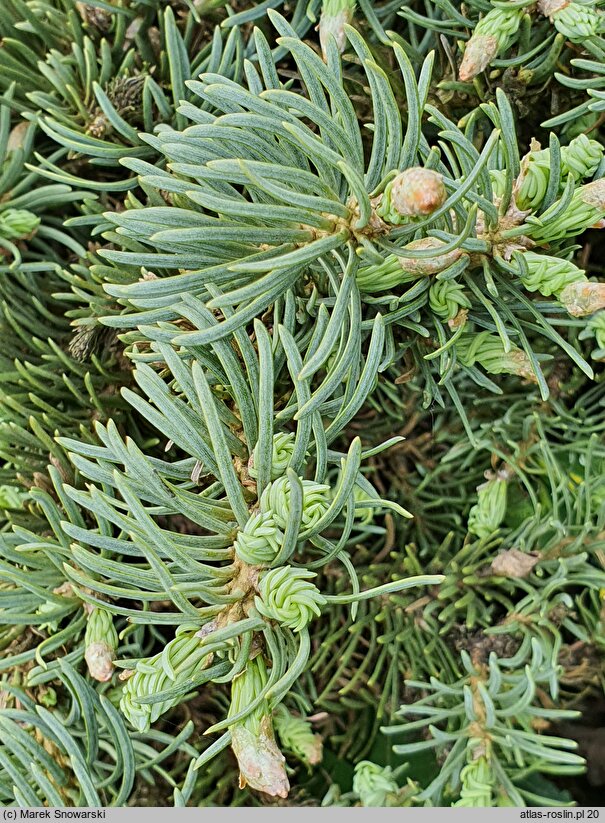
(0, 208, 40, 242)
(260, 476, 331, 532)
(515, 134, 603, 209)
(249, 432, 296, 480)
(255, 567, 327, 631)
(539, 0, 602, 40)
(453, 758, 495, 808)
(119, 626, 212, 733)
(429, 280, 472, 322)
(519, 251, 605, 316)
(323, 760, 417, 807)
(585, 311, 605, 353)
(352, 761, 400, 806)
(234, 510, 283, 566)
(525, 178, 605, 244)
(455, 332, 535, 382)
(273, 704, 323, 766)
(467, 472, 509, 539)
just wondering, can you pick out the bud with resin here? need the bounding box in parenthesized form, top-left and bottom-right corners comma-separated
(459, 7, 525, 81)
(558, 281, 605, 316)
(85, 607, 119, 682)
(397, 238, 466, 275)
(376, 168, 447, 225)
(229, 656, 289, 798)
(319, 0, 356, 57)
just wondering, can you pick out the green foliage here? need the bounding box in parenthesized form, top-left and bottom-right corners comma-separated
(0, 0, 604, 809)
(383, 641, 586, 806)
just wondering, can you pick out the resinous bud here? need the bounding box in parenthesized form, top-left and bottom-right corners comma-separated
(229, 656, 290, 798)
(559, 281, 605, 316)
(85, 607, 118, 682)
(459, 7, 524, 81)
(399, 238, 465, 276)
(319, 0, 356, 57)
(377, 169, 447, 225)
(231, 717, 290, 798)
(580, 177, 605, 210)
